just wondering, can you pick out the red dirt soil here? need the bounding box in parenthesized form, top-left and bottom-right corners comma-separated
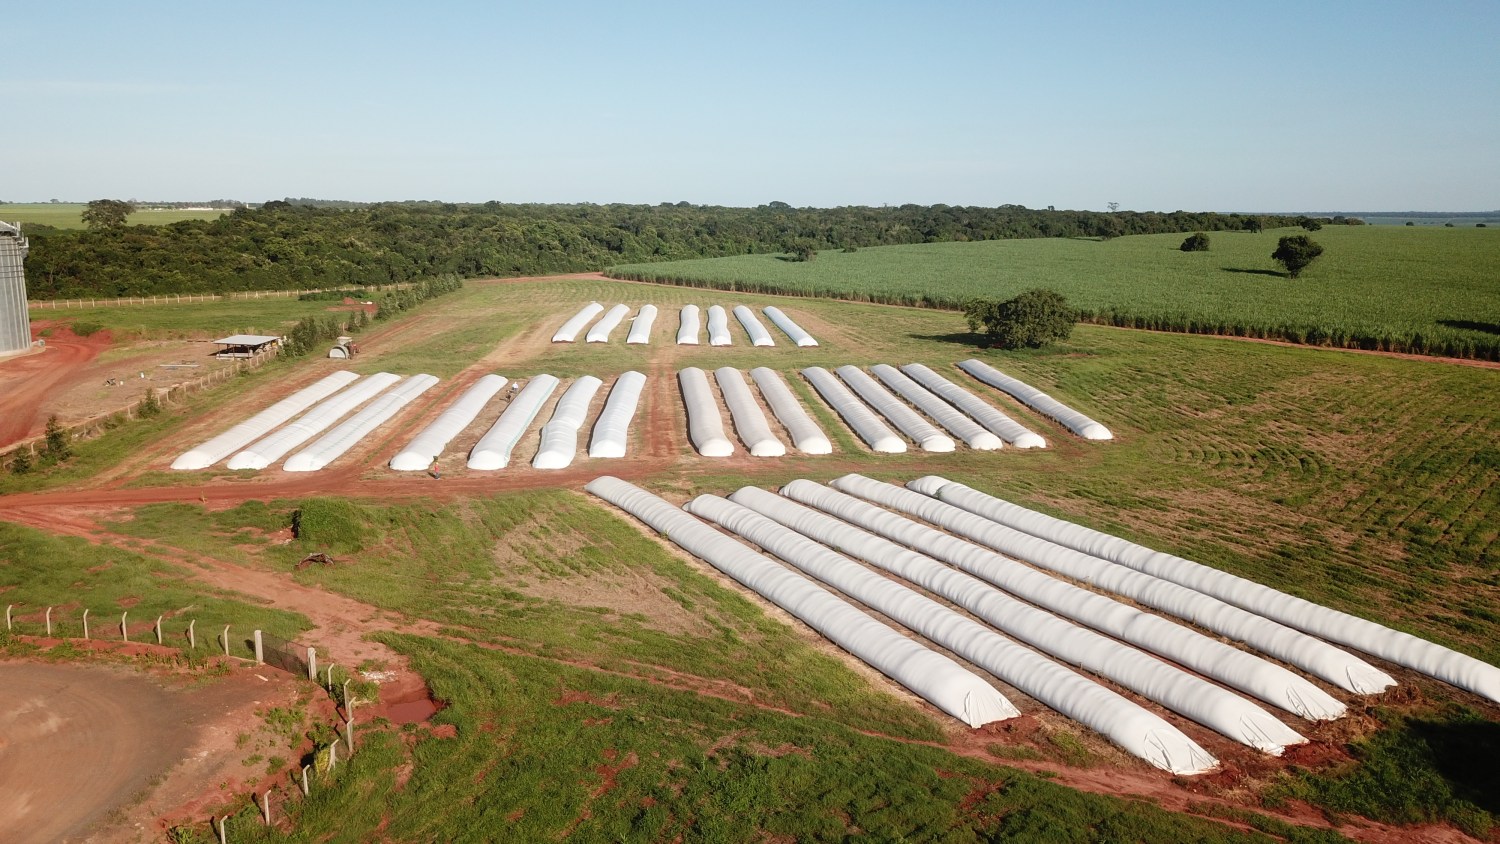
(0, 322, 112, 448)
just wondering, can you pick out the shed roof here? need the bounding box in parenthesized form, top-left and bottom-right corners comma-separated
(213, 334, 280, 346)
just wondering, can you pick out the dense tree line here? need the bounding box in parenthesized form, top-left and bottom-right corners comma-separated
(20, 202, 1316, 299)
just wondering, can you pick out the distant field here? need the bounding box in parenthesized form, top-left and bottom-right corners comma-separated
(611, 226, 1500, 360)
(0, 202, 228, 229)
(27, 298, 348, 340)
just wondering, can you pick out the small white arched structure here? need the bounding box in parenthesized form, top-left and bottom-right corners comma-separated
(534, 376, 603, 469)
(911, 475, 1500, 705)
(173, 371, 360, 470)
(733, 305, 775, 347)
(676, 305, 701, 345)
(679, 367, 734, 457)
(763, 306, 817, 347)
(958, 359, 1111, 440)
(285, 375, 439, 472)
(553, 303, 604, 343)
(626, 305, 657, 345)
(750, 367, 831, 455)
(586, 304, 631, 343)
(802, 367, 904, 453)
(390, 374, 508, 471)
(714, 367, 785, 457)
(468, 375, 561, 470)
(588, 371, 647, 458)
(871, 365, 1001, 450)
(835, 366, 953, 452)
(228, 373, 401, 470)
(706, 305, 732, 346)
(900, 363, 1045, 448)
(586, 477, 1019, 731)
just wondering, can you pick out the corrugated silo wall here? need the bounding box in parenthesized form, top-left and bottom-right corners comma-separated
(0, 223, 31, 354)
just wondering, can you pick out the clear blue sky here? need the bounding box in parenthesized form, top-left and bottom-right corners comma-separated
(3, 1, 1496, 210)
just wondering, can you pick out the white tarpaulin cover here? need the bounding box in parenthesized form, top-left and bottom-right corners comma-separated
(756, 483, 1309, 751)
(802, 367, 905, 453)
(912, 475, 1500, 705)
(553, 302, 604, 343)
(588, 371, 647, 458)
(677, 305, 701, 345)
(900, 364, 1045, 448)
(586, 304, 631, 343)
(958, 359, 1112, 440)
(173, 370, 360, 470)
(228, 373, 401, 470)
(585, 476, 1017, 729)
(763, 306, 817, 347)
(733, 305, 776, 347)
(534, 376, 603, 469)
(390, 374, 508, 471)
(626, 305, 657, 345)
(285, 374, 439, 472)
(846, 475, 1393, 694)
(679, 367, 734, 457)
(835, 366, 954, 452)
(714, 368, 785, 457)
(749, 367, 831, 455)
(871, 365, 1001, 450)
(707, 305, 732, 346)
(467, 375, 560, 469)
(781, 478, 1343, 721)
(690, 492, 1218, 772)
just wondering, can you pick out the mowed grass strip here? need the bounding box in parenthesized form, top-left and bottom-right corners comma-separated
(610, 225, 1500, 359)
(2, 202, 227, 230)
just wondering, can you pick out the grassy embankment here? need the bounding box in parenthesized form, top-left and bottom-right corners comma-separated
(1, 202, 227, 229)
(609, 225, 1500, 359)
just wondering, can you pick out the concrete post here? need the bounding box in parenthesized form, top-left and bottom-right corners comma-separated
(253, 630, 264, 664)
(221, 625, 230, 657)
(328, 737, 338, 771)
(306, 647, 317, 682)
(188, 619, 196, 649)
(82, 609, 89, 639)
(217, 815, 227, 844)
(345, 718, 354, 752)
(301, 765, 310, 796)
(342, 679, 351, 712)
(155, 616, 163, 645)
(5, 604, 11, 631)
(121, 612, 128, 643)
(261, 790, 270, 825)
(325, 663, 335, 687)
(45, 607, 52, 637)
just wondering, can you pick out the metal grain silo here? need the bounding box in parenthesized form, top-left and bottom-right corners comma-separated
(0, 222, 30, 355)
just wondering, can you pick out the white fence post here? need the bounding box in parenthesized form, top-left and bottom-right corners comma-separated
(253, 630, 264, 664)
(121, 611, 128, 643)
(5, 604, 10, 631)
(328, 737, 338, 771)
(216, 815, 227, 844)
(261, 791, 270, 825)
(188, 619, 196, 649)
(307, 647, 317, 681)
(82, 609, 89, 639)
(45, 607, 52, 636)
(301, 765, 310, 796)
(156, 615, 163, 645)
(221, 625, 230, 657)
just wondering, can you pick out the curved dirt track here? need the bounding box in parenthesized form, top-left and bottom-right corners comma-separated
(0, 323, 111, 448)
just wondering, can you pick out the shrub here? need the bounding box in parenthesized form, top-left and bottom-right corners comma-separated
(964, 288, 1077, 349)
(71, 321, 105, 337)
(1179, 232, 1210, 252)
(1272, 235, 1325, 278)
(43, 415, 72, 463)
(137, 389, 162, 419)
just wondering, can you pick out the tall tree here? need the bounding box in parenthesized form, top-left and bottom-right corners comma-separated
(964, 289, 1077, 349)
(81, 199, 136, 230)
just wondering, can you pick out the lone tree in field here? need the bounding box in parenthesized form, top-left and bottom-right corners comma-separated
(82, 199, 136, 230)
(1297, 216, 1324, 232)
(786, 240, 817, 262)
(964, 288, 1078, 349)
(1180, 232, 1210, 252)
(1272, 235, 1324, 278)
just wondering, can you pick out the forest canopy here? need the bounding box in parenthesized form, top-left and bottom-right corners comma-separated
(22, 202, 1315, 299)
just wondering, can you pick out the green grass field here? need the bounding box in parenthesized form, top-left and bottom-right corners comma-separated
(29, 298, 349, 340)
(4, 276, 1498, 840)
(610, 226, 1500, 359)
(1, 202, 228, 229)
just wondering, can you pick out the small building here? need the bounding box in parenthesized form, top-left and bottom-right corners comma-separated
(212, 334, 280, 358)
